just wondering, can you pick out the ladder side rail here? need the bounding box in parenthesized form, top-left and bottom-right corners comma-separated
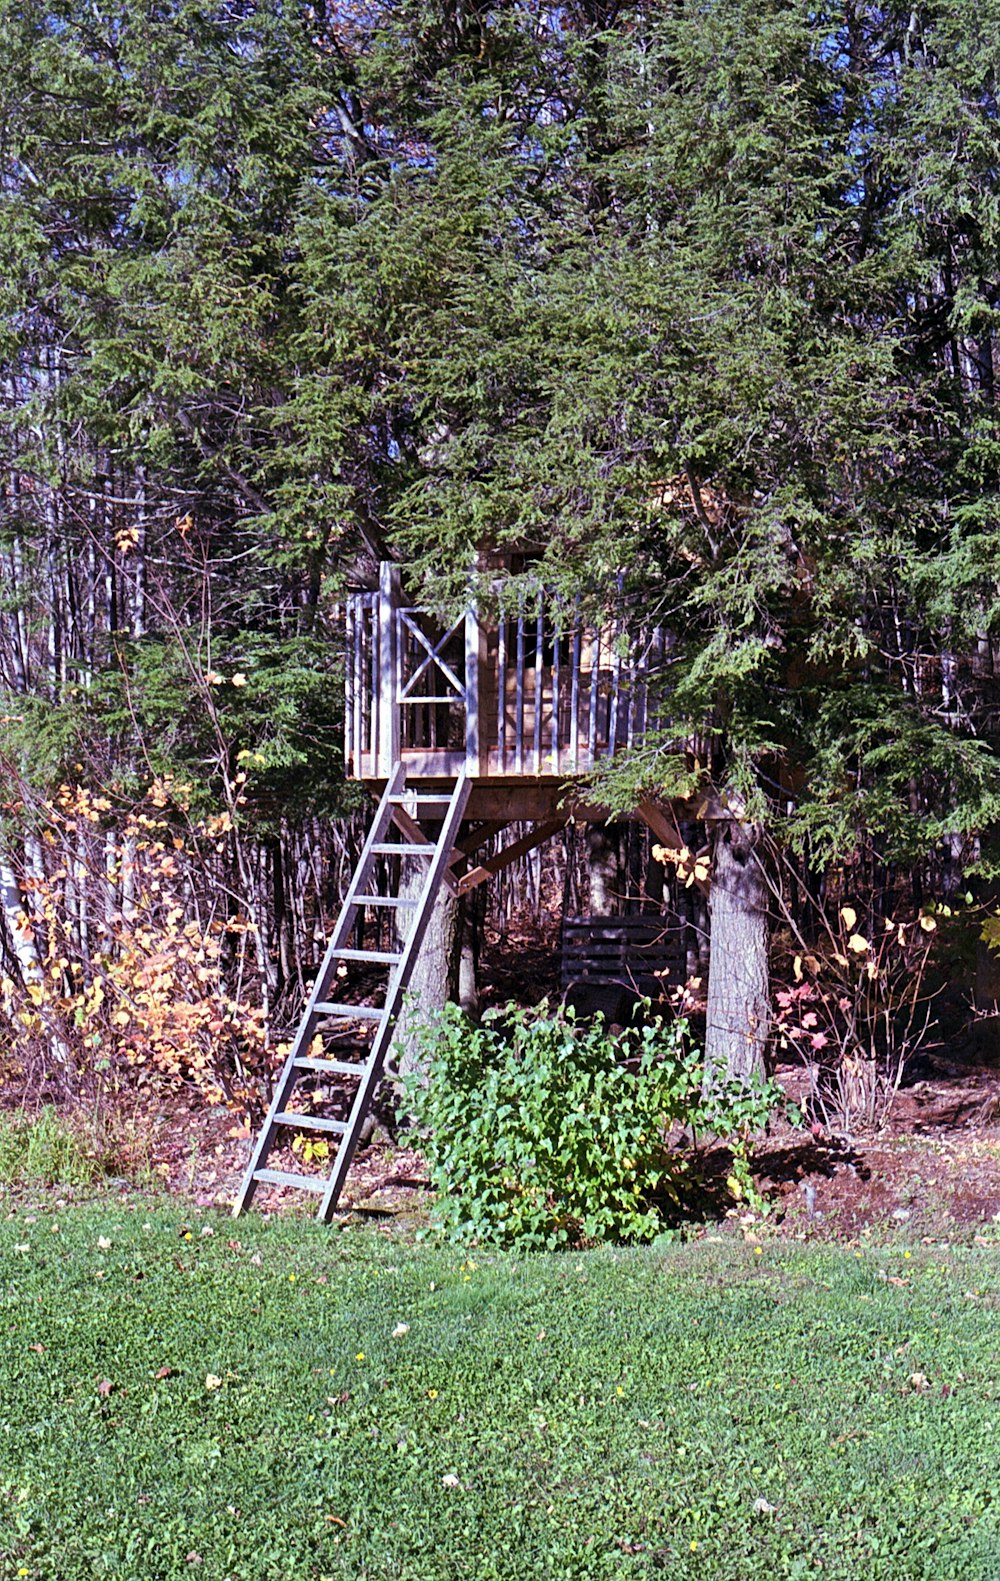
(317, 771, 472, 1221)
(233, 765, 407, 1215)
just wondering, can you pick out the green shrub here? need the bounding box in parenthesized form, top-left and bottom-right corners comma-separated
(0, 1104, 135, 1186)
(402, 1002, 791, 1248)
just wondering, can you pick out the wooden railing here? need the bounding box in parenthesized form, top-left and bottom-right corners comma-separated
(345, 564, 666, 781)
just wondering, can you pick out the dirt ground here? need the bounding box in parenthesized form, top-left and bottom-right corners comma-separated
(8, 919, 1000, 1241)
(146, 1046, 1000, 1244)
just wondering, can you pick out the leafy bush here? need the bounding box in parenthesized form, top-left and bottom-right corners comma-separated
(0, 782, 269, 1107)
(402, 1002, 790, 1248)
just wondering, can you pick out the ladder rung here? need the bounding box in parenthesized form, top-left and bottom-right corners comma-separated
(313, 1003, 384, 1021)
(331, 948, 402, 964)
(359, 895, 417, 909)
(370, 842, 433, 856)
(274, 1112, 349, 1134)
(294, 1056, 369, 1076)
(389, 794, 454, 808)
(253, 1168, 327, 1194)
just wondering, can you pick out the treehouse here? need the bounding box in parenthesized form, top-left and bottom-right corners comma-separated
(345, 562, 670, 820)
(236, 562, 682, 1222)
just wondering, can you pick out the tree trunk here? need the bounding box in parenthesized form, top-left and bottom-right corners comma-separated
(392, 858, 461, 1078)
(586, 823, 618, 914)
(704, 819, 770, 1090)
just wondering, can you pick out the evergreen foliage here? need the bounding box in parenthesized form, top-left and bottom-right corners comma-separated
(4, 0, 1000, 1086)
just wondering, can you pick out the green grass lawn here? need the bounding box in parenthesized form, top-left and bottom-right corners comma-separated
(1, 1198, 997, 1581)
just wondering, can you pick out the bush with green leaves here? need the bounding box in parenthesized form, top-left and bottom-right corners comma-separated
(402, 1002, 791, 1248)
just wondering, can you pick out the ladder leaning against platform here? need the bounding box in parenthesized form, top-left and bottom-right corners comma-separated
(233, 765, 471, 1222)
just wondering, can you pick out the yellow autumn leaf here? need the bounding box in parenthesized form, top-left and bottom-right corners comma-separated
(847, 933, 869, 953)
(793, 955, 803, 982)
(919, 914, 937, 932)
(840, 905, 857, 930)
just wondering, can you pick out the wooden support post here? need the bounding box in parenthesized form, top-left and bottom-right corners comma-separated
(635, 799, 711, 898)
(378, 562, 400, 776)
(465, 602, 483, 776)
(588, 627, 600, 768)
(533, 592, 544, 776)
(515, 606, 525, 773)
(457, 817, 569, 896)
(569, 612, 581, 772)
(497, 615, 507, 772)
(344, 599, 354, 777)
(551, 607, 561, 775)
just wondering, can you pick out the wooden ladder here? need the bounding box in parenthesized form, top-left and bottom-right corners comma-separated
(233, 765, 470, 1222)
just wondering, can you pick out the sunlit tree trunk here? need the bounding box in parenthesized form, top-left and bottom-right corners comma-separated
(704, 819, 770, 1091)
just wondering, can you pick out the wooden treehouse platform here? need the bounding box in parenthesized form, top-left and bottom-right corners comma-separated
(236, 563, 685, 1221)
(345, 563, 673, 826)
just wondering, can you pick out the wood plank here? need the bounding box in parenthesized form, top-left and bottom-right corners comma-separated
(551, 611, 561, 775)
(457, 817, 568, 896)
(378, 562, 400, 774)
(533, 596, 543, 776)
(569, 616, 581, 771)
(635, 799, 711, 897)
(515, 609, 525, 773)
(497, 615, 507, 772)
(253, 1169, 327, 1194)
(588, 627, 600, 767)
(465, 604, 482, 774)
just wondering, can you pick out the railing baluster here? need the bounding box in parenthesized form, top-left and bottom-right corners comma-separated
(569, 606, 581, 773)
(608, 621, 622, 759)
(368, 597, 379, 767)
(515, 604, 525, 774)
(588, 626, 600, 768)
(497, 615, 507, 772)
(551, 603, 561, 775)
(345, 599, 354, 775)
(533, 592, 543, 776)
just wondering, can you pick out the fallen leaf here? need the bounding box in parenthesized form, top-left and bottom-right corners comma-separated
(840, 905, 858, 930)
(325, 1515, 347, 1527)
(97, 1379, 114, 1397)
(391, 1323, 410, 1338)
(909, 1371, 931, 1392)
(441, 1474, 461, 1489)
(97, 1236, 112, 1250)
(29, 1343, 45, 1354)
(204, 1373, 222, 1391)
(154, 1366, 173, 1380)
